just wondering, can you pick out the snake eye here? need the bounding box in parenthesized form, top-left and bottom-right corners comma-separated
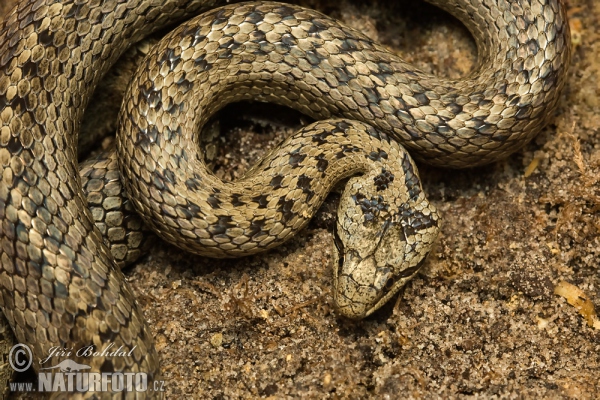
(384, 276, 395, 290)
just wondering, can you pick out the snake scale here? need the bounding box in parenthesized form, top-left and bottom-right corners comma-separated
(0, 0, 569, 397)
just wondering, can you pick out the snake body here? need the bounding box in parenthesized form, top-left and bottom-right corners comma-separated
(0, 0, 569, 396)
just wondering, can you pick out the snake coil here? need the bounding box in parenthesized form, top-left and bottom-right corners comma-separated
(0, 0, 569, 396)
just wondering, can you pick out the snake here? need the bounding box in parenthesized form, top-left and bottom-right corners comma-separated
(0, 0, 570, 396)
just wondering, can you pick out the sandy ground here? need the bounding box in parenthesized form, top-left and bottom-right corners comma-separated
(2, 0, 599, 398)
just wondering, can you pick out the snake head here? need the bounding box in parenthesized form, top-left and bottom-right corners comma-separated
(332, 178, 440, 319)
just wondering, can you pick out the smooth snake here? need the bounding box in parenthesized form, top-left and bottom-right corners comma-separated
(0, 0, 570, 396)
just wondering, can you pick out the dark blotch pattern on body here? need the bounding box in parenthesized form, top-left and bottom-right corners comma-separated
(352, 193, 389, 225)
(0, 0, 570, 389)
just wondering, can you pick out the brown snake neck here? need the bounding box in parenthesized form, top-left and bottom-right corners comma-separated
(0, 0, 570, 396)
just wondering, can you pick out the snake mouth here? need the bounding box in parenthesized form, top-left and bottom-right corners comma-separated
(333, 227, 345, 276)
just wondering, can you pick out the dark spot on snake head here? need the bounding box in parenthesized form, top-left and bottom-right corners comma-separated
(270, 175, 284, 189)
(353, 192, 366, 204)
(399, 205, 437, 237)
(373, 168, 394, 191)
(353, 193, 388, 226)
(333, 228, 345, 270)
(252, 194, 269, 209)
